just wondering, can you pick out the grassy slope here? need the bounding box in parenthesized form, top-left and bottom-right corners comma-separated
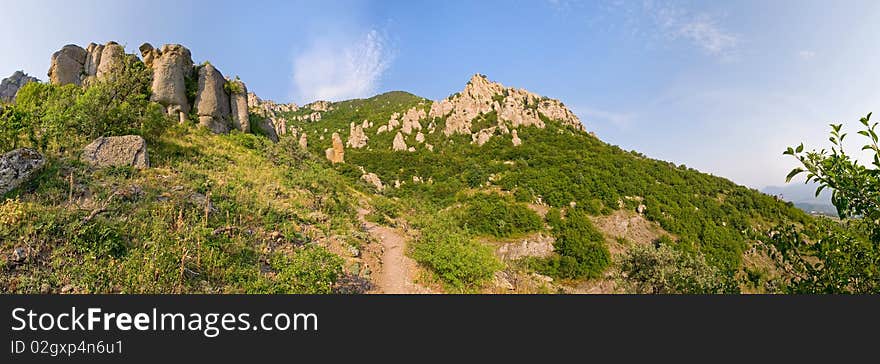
(1, 126, 368, 293)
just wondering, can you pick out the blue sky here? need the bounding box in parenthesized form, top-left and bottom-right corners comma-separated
(2, 0, 879, 189)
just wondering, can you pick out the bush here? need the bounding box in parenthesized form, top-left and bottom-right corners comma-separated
(533, 209, 610, 279)
(618, 243, 737, 294)
(460, 194, 542, 238)
(412, 218, 502, 289)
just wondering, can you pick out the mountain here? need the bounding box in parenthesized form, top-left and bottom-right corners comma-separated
(762, 182, 837, 216)
(0, 41, 824, 294)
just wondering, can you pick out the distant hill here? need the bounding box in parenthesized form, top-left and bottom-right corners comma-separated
(762, 182, 837, 216)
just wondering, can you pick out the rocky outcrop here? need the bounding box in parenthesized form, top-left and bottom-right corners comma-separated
(0, 148, 45, 195)
(472, 127, 496, 146)
(325, 132, 344, 163)
(81, 135, 149, 169)
(95, 42, 125, 80)
(298, 133, 308, 150)
(48, 44, 87, 86)
(84, 43, 105, 82)
(496, 234, 555, 261)
(194, 64, 231, 133)
(347, 122, 368, 149)
(400, 107, 425, 135)
(228, 79, 249, 132)
(361, 172, 384, 191)
(0, 71, 39, 103)
(306, 100, 332, 112)
(429, 74, 583, 143)
(248, 92, 298, 116)
(392, 132, 407, 151)
(50, 42, 129, 86)
(143, 43, 194, 120)
(253, 117, 279, 142)
(511, 129, 522, 146)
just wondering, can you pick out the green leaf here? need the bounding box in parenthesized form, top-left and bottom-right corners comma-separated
(815, 185, 826, 197)
(786, 168, 804, 183)
(796, 143, 804, 153)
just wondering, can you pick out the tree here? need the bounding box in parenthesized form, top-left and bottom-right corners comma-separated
(778, 113, 880, 293)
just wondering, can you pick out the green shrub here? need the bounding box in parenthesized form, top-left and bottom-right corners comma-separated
(533, 209, 610, 279)
(618, 243, 737, 294)
(460, 194, 542, 238)
(412, 217, 502, 289)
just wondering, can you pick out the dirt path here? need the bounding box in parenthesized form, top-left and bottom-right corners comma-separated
(358, 208, 431, 294)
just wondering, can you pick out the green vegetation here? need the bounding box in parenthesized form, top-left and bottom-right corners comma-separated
(618, 242, 736, 294)
(411, 215, 502, 290)
(1, 52, 363, 294)
(771, 114, 880, 293)
(458, 194, 542, 238)
(530, 209, 610, 279)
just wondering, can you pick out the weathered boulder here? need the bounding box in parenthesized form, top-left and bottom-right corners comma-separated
(194, 64, 231, 133)
(392, 132, 407, 151)
(48, 44, 87, 86)
(81, 135, 149, 169)
(325, 132, 344, 163)
(0, 148, 45, 195)
(146, 44, 194, 118)
(347, 122, 368, 148)
(228, 79, 250, 132)
(0, 71, 39, 103)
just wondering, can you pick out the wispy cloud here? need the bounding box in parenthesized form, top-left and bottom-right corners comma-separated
(798, 50, 816, 60)
(572, 105, 636, 130)
(291, 29, 394, 103)
(647, 1, 739, 58)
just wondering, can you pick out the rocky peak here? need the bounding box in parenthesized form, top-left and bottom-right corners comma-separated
(429, 74, 584, 140)
(0, 71, 40, 103)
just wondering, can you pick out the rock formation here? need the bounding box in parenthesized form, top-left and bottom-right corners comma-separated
(400, 107, 425, 135)
(48, 45, 87, 86)
(0, 71, 39, 103)
(428, 74, 583, 144)
(347, 122, 368, 148)
(392, 132, 407, 151)
(325, 132, 345, 163)
(0, 148, 45, 195)
(511, 129, 522, 146)
(81, 135, 149, 169)
(306, 100, 332, 112)
(142, 43, 194, 121)
(228, 79, 250, 132)
(298, 133, 308, 150)
(95, 42, 125, 80)
(361, 172, 384, 191)
(194, 64, 231, 133)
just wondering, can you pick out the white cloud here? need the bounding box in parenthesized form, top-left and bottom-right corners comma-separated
(649, 2, 739, 57)
(291, 30, 394, 103)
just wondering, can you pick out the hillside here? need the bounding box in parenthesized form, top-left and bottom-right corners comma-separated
(1, 42, 831, 294)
